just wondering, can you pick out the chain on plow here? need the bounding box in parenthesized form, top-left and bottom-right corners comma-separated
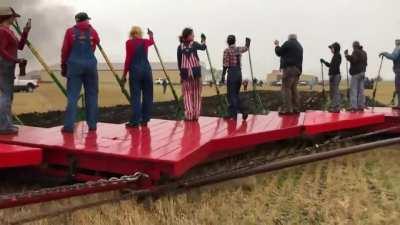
(2, 126, 400, 224)
(0, 172, 148, 210)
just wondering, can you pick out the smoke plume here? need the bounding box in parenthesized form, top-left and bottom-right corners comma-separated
(1, 0, 75, 71)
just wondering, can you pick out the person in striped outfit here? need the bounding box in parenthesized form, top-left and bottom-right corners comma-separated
(177, 28, 207, 121)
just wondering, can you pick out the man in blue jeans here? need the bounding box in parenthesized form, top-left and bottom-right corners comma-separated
(380, 39, 400, 109)
(321, 42, 342, 113)
(61, 12, 100, 133)
(345, 41, 368, 112)
(0, 7, 30, 134)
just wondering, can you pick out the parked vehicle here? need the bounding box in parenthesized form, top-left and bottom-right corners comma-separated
(154, 78, 169, 85)
(14, 78, 39, 92)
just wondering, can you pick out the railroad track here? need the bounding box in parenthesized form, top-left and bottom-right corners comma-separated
(1, 126, 400, 225)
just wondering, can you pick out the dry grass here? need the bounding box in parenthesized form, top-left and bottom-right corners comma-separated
(1, 146, 399, 225)
(12, 80, 396, 114)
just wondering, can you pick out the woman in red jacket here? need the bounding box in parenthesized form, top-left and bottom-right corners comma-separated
(122, 26, 154, 128)
(0, 7, 30, 134)
(177, 28, 207, 121)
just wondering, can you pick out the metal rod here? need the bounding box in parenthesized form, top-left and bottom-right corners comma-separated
(204, 41, 228, 115)
(346, 60, 350, 100)
(320, 62, 326, 109)
(97, 44, 131, 102)
(152, 41, 181, 111)
(372, 56, 384, 108)
(248, 47, 266, 112)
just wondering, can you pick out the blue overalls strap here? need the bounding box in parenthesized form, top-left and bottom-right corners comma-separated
(131, 39, 150, 71)
(68, 27, 96, 65)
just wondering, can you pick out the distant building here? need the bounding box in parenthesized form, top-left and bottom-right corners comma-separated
(34, 62, 211, 84)
(266, 70, 318, 83)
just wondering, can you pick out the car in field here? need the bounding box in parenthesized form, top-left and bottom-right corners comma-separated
(154, 78, 169, 85)
(298, 80, 309, 86)
(270, 80, 282, 86)
(14, 78, 39, 92)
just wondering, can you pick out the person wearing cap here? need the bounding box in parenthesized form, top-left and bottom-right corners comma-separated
(274, 34, 304, 115)
(0, 7, 31, 134)
(380, 39, 400, 109)
(344, 41, 368, 112)
(61, 12, 100, 133)
(321, 42, 342, 113)
(121, 26, 154, 128)
(221, 35, 250, 120)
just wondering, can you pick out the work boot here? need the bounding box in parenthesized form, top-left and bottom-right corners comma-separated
(125, 122, 139, 128)
(242, 113, 248, 121)
(61, 127, 74, 133)
(0, 127, 18, 135)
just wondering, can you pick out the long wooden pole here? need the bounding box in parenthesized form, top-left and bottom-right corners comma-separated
(204, 43, 228, 115)
(372, 56, 384, 108)
(248, 47, 266, 112)
(13, 21, 67, 97)
(97, 44, 130, 102)
(152, 41, 181, 110)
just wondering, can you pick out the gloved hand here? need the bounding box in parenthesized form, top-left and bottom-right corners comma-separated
(61, 64, 67, 77)
(379, 52, 386, 57)
(320, 58, 325, 64)
(23, 18, 32, 33)
(120, 75, 127, 86)
(344, 49, 349, 55)
(201, 33, 206, 43)
(147, 28, 153, 38)
(274, 40, 279, 46)
(245, 37, 251, 48)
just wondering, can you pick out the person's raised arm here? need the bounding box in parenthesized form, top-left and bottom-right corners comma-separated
(18, 19, 31, 50)
(177, 46, 182, 71)
(145, 28, 154, 47)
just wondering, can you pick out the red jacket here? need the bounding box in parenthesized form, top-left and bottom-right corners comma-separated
(0, 25, 29, 63)
(123, 37, 154, 75)
(61, 21, 100, 65)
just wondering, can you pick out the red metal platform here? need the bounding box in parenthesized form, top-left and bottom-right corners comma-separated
(0, 143, 42, 168)
(0, 110, 389, 181)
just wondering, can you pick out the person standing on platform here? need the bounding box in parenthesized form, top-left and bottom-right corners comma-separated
(243, 79, 249, 91)
(274, 34, 303, 115)
(380, 39, 400, 109)
(162, 79, 168, 94)
(0, 7, 31, 135)
(321, 42, 342, 113)
(221, 35, 250, 120)
(177, 28, 207, 121)
(122, 26, 154, 128)
(61, 12, 100, 133)
(345, 41, 368, 112)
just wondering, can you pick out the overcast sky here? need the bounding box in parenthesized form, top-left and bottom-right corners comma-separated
(7, 0, 400, 80)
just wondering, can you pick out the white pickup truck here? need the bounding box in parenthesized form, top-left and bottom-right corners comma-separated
(14, 78, 39, 92)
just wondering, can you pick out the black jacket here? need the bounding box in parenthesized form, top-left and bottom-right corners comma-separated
(275, 39, 303, 73)
(346, 48, 367, 75)
(323, 53, 342, 76)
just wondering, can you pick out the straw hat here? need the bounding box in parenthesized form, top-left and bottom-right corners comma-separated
(0, 7, 21, 17)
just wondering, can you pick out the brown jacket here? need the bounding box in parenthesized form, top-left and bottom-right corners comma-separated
(346, 48, 367, 75)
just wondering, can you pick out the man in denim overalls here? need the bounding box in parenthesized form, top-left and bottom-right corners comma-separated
(61, 12, 100, 133)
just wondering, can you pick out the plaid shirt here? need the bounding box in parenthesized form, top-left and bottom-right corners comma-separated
(223, 45, 248, 68)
